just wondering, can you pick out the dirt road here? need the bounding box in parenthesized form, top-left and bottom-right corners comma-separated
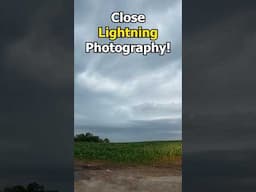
(75, 161, 181, 192)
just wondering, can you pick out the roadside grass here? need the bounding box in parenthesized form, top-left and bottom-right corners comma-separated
(74, 141, 182, 165)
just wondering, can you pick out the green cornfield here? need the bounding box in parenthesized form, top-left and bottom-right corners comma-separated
(74, 141, 182, 165)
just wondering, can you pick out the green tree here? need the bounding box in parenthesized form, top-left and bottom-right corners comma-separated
(74, 132, 110, 143)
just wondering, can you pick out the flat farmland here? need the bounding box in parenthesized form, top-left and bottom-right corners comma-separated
(74, 141, 182, 165)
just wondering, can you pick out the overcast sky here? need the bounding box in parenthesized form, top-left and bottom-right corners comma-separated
(74, 0, 182, 142)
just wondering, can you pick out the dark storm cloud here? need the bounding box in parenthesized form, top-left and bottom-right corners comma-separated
(183, 1, 256, 191)
(184, 7, 256, 153)
(75, 0, 182, 141)
(0, 0, 73, 191)
(4, 2, 73, 87)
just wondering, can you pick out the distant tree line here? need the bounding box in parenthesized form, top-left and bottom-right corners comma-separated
(0, 182, 58, 192)
(74, 132, 110, 143)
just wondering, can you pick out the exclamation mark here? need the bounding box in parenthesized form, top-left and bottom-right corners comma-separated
(166, 42, 171, 53)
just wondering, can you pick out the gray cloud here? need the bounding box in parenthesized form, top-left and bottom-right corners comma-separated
(75, 118, 181, 142)
(75, 0, 182, 141)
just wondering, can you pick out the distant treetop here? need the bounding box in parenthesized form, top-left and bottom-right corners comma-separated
(74, 132, 110, 143)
